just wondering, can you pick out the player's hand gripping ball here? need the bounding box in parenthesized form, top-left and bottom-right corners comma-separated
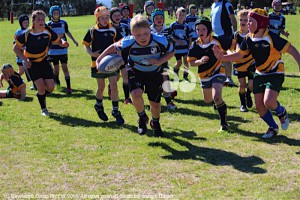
(97, 54, 124, 73)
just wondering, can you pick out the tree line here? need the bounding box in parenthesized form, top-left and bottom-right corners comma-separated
(0, 0, 274, 20)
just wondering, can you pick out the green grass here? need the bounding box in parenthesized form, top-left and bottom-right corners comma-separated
(0, 12, 300, 199)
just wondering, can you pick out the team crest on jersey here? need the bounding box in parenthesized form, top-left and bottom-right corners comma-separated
(104, 33, 108, 36)
(151, 47, 157, 54)
(110, 33, 115, 37)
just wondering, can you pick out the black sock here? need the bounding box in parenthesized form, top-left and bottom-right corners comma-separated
(96, 98, 103, 106)
(239, 92, 246, 106)
(112, 101, 119, 112)
(163, 93, 172, 104)
(246, 88, 252, 98)
(65, 76, 71, 89)
(152, 117, 160, 124)
(183, 67, 189, 79)
(54, 74, 60, 85)
(138, 110, 146, 117)
(216, 102, 227, 126)
(123, 83, 130, 99)
(36, 93, 46, 109)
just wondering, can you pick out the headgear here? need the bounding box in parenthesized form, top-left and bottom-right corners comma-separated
(151, 8, 164, 22)
(49, 5, 62, 19)
(18, 14, 29, 29)
(144, 1, 155, 15)
(189, 4, 197, 13)
(94, 6, 110, 24)
(110, 7, 121, 23)
(248, 8, 269, 33)
(272, 0, 282, 12)
(195, 16, 212, 36)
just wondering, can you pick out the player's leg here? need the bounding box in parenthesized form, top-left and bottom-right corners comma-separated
(183, 55, 189, 81)
(121, 67, 132, 104)
(238, 76, 247, 112)
(94, 78, 108, 121)
(108, 75, 124, 125)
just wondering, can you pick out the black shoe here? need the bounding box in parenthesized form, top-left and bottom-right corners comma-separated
(94, 104, 108, 121)
(218, 124, 233, 133)
(137, 115, 149, 135)
(112, 110, 125, 125)
(150, 120, 163, 137)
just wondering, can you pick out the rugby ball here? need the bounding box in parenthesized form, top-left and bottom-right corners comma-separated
(97, 54, 124, 74)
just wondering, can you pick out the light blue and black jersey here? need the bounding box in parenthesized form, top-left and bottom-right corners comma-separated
(113, 23, 130, 42)
(121, 18, 131, 27)
(269, 12, 286, 36)
(14, 28, 29, 64)
(115, 33, 174, 73)
(211, 0, 235, 36)
(46, 19, 69, 55)
(169, 21, 190, 54)
(185, 14, 199, 40)
(147, 18, 153, 26)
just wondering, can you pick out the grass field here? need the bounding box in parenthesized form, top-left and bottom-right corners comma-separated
(0, 11, 300, 199)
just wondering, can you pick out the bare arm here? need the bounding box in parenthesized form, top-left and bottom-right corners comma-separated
(286, 44, 300, 72)
(279, 29, 289, 38)
(66, 32, 79, 47)
(13, 44, 31, 68)
(229, 14, 237, 32)
(148, 51, 175, 66)
(96, 44, 118, 64)
(19, 83, 26, 100)
(83, 45, 100, 58)
(213, 45, 243, 62)
(189, 56, 209, 67)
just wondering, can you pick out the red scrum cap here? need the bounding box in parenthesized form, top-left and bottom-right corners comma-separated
(248, 8, 269, 33)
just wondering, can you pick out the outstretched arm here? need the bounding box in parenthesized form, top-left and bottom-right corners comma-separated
(286, 44, 300, 72)
(213, 45, 243, 62)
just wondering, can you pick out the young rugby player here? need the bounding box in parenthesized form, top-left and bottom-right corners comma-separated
(120, 5, 131, 27)
(144, 1, 155, 25)
(150, 8, 177, 111)
(185, 4, 199, 42)
(96, 14, 174, 137)
(188, 17, 230, 133)
(13, 10, 69, 116)
(269, 0, 289, 38)
(169, 7, 191, 82)
(0, 63, 26, 100)
(47, 5, 78, 94)
(82, 6, 124, 125)
(230, 9, 255, 112)
(109, 7, 132, 104)
(213, 8, 300, 138)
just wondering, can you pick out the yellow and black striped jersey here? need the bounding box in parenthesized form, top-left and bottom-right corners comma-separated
(238, 30, 290, 75)
(230, 31, 255, 72)
(15, 26, 60, 63)
(82, 24, 116, 68)
(187, 36, 225, 80)
(7, 71, 25, 98)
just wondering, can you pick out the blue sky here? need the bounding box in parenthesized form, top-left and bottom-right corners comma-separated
(97, 0, 112, 8)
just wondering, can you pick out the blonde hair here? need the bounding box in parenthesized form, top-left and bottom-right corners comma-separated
(176, 7, 186, 15)
(237, 9, 249, 18)
(130, 14, 150, 31)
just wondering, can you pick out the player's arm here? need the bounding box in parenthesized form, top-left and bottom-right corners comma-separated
(13, 44, 31, 68)
(83, 45, 100, 58)
(96, 44, 118, 64)
(213, 45, 243, 62)
(66, 32, 79, 47)
(148, 51, 175, 66)
(189, 56, 209, 66)
(286, 44, 300, 72)
(19, 83, 26, 100)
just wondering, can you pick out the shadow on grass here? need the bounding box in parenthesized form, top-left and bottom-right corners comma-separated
(0, 101, 2, 106)
(281, 86, 300, 92)
(285, 74, 300, 78)
(47, 88, 97, 100)
(21, 96, 34, 102)
(231, 122, 300, 146)
(161, 106, 249, 124)
(149, 133, 266, 174)
(49, 112, 137, 132)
